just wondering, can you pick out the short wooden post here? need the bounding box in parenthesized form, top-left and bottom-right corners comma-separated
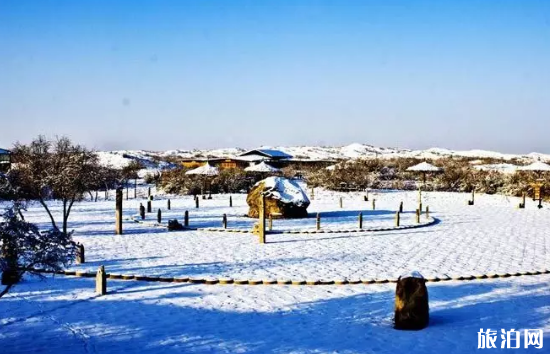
(426, 206, 429, 219)
(415, 209, 420, 224)
(472, 190, 475, 204)
(399, 201, 403, 213)
(339, 197, 343, 208)
(115, 188, 123, 235)
(372, 199, 376, 210)
(311, 187, 315, 200)
(148, 187, 151, 198)
(139, 203, 145, 220)
(96, 265, 107, 295)
(268, 214, 273, 231)
(222, 214, 227, 229)
(184, 210, 189, 227)
(229, 196, 233, 207)
(316, 213, 321, 230)
(76, 243, 85, 264)
(147, 200, 152, 213)
(519, 193, 526, 209)
(418, 202, 422, 215)
(358, 212, 363, 229)
(134, 179, 137, 199)
(195, 197, 199, 208)
(258, 194, 266, 244)
(157, 209, 162, 223)
(167, 199, 171, 210)
(395, 211, 400, 227)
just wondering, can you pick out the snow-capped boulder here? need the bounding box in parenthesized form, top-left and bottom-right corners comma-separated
(247, 177, 310, 219)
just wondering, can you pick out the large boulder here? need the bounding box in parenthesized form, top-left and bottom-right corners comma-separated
(394, 271, 429, 330)
(247, 177, 310, 218)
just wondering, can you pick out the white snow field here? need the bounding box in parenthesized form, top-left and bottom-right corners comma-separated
(1, 187, 550, 353)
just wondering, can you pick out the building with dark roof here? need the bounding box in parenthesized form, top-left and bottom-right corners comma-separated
(0, 148, 11, 172)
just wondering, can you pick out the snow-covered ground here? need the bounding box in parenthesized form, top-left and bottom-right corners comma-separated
(1, 187, 550, 353)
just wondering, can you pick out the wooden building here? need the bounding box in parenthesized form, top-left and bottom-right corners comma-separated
(0, 148, 11, 172)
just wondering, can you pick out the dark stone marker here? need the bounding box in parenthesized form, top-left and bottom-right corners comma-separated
(184, 210, 189, 227)
(157, 209, 162, 223)
(195, 197, 199, 208)
(394, 275, 429, 330)
(139, 203, 145, 220)
(147, 200, 152, 213)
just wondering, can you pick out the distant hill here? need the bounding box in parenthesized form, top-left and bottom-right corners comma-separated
(96, 143, 550, 169)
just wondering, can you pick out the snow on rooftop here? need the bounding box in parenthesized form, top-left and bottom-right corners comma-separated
(244, 161, 281, 173)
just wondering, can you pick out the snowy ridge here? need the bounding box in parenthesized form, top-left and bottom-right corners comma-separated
(95, 143, 550, 169)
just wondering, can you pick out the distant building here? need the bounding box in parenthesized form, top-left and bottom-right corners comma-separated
(0, 148, 11, 172)
(238, 149, 293, 167)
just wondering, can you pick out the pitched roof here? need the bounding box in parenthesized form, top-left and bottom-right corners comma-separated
(239, 149, 292, 159)
(0, 148, 10, 154)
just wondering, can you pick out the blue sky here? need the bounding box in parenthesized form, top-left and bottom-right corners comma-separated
(1, 1, 549, 152)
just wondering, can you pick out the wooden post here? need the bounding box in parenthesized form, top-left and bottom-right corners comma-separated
(229, 196, 233, 207)
(167, 199, 171, 210)
(472, 190, 475, 204)
(147, 200, 152, 213)
(134, 179, 137, 199)
(139, 203, 145, 220)
(395, 211, 400, 227)
(157, 209, 162, 223)
(358, 212, 363, 229)
(316, 213, 321, 230)
(399, 201, 403, 213)
(223, 214, 227, 229)
(268, 214, 273, 231)
(96, 265, 107, 295)
(339, 197, 343, 208)
(372, 199, 376, 210)
(418, 202, 422, 215)
(76, 243, 85, 264)
(184, 210, 189, 227)
(148, 187, 151, 198)
(195, 197, 199, 208)
(364, 191, 369, 201)
(426, 206, 430, 219)
(311, 188, 315, 200)
(415, 209, 420, 224)
(258, 194, 266, 243)
(115, 188, 123, 235)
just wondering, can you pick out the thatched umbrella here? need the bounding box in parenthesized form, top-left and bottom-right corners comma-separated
(519, 159, 550, 207)
(185, 162, 219, 197)
(245, 161, 281, 180)
(407, 161, 443, 205)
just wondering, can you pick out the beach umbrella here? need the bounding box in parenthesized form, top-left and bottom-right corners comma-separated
(185, 162, 219, 176)
(185, 162, 219, 197)
(407, 161, 443, 204)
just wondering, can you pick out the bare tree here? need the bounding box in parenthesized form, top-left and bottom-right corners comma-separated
(10, 136, 99, 234)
